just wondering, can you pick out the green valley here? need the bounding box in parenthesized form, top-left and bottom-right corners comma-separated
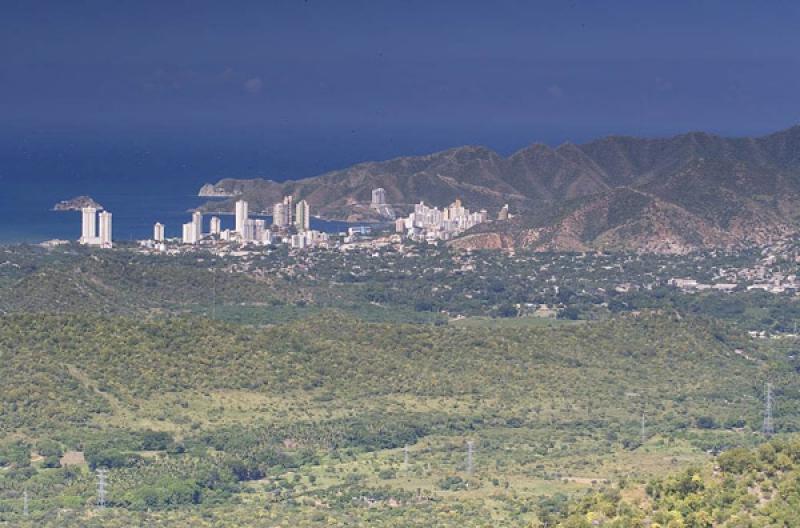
(1, 244, 799, 526)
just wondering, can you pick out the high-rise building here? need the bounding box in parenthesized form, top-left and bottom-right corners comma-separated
(241, 218, 268, 243)
(235, 200, 248, 235)
(79, 207, 113, 248)
(98, 211, 113, 249)
(192, 211, 203, 241)
(242, 219, 255, 242)
(401, 200, 487, 242)
(272, 202, 287, 227)
(80, 207, 97, 244)
(295, 200, 310, 232)
(272, 196, 297, 227)
(210, 216, 221, 235)
(283, 196, 293, 225)
(372, 188, 387, 205)
(182, 222, 197, 244)
(369, 188, 395, 219)
(153, 222, 165, 242)
(254, 219, 266, 241)
(498, 204, 509, 221)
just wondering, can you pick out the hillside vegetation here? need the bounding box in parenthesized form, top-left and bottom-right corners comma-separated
(1, 309, 798, 526)
(3, 245, 800, 525)
(549, 436, 800, 526)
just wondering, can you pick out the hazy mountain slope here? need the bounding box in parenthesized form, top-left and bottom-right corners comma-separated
(201, 125, 800, 252)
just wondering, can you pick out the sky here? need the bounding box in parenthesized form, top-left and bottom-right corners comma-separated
(2, 0, 800, 159)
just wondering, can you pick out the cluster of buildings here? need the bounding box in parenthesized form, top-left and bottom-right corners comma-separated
(78, 188, 498, 252)
(670, 268, 800, 295)
(665, 243, 800, 296)
(271, 195, 310, 230)
(395, 199, 489, 242)
(667, 278, 739, 292)
(79, 207, 113, 249)
(165, 197, 327, 250)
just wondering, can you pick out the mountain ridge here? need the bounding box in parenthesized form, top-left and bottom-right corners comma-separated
(200, 125, 800, 253)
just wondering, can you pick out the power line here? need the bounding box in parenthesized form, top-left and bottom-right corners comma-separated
(466, 440, 475, 475)
(211, 265, 217, 320)
(641, 412, 646, 445)
(763, 382, 775, 436)
(96, 468, 109, 509)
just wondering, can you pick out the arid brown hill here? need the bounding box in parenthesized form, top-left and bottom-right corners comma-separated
(201, 125, 800, 252)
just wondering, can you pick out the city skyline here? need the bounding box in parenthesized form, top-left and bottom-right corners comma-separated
(79, 189, 496, 253)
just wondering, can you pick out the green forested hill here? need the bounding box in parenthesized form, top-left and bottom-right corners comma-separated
(4, 245, 800, 526)
(1, 312, 788, 434)
(1, 311, 798, 526)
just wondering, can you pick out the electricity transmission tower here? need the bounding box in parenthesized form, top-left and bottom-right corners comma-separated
(466, 441, 475, 475)
(96, 468, 109, 509)
(211, 265, 217, 320)
(641, 412, 646, 444)
(763, 383, 775, 436)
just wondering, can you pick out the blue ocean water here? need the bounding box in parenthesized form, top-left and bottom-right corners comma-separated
(0, 125, 528, 243)
(0, 131, 366, 243)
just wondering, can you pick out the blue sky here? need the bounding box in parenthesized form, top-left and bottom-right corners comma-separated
(2, 0, 800, 154)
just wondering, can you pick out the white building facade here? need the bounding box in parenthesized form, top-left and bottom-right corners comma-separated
(235, 200, 248, 236)
(210, 216, 221, 235)
(99, 211, 113, 249)
(153, 222, 165, 242)
(295, 200, 310, 232)
(80, 206, 112, 248)
(400, 199, 487, 242)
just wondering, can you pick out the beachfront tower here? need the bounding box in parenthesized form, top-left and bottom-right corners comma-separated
(99, 211, 112, 249)
(210, 216, 221, 235)
(235, 200, 248, 236)
(80, 207, 97, 244)
(153, 222, 165, 242)
(295, 200, 310, 232)
(192, 211, 203, 241)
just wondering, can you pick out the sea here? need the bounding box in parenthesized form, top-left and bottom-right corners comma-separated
(0, 129, 395, 244)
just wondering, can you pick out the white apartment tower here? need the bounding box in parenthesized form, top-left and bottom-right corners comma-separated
(210, 216, 222, 235)
(98, 211, 113, 249)
(182, 222, 197, 244)
(498, 204, 509, 221)
(80, 206, 112, 248)
(272, 202, 287, 227)
(235, 200, 248, 236)
(153, 222, 165, 242)
(372, 188, 387, 205)
(192, 211, 203, 241)
(242, 220, 255, 242)
(295, 200, 310, 232)
(80, 207, 97, 244)
(283, 196, 293, 225)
